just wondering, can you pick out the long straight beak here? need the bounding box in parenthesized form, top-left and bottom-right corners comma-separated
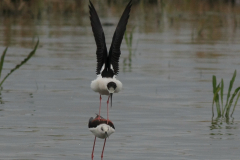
(110, 93, 113, 108)
(105, 132, 109, 138)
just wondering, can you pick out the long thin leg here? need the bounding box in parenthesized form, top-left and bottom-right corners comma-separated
(91, 136, 96, 159)
(98, 95, 102, 118)
(106, 96, 110, 124)
(101, 138, 107, 158)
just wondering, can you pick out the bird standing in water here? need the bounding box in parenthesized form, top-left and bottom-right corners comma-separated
(88, 114, 115, 159)
(89, 0, 132, 122)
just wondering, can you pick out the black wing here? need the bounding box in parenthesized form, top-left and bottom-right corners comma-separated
(88, 116, 115, 129)
(89, 1, 108, 75)
(88, 117, 94, 128)
(109, 0, 132, 75)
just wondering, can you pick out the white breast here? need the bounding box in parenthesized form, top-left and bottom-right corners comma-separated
(89, 124, 115, 139)
(91, 76, 122, 95)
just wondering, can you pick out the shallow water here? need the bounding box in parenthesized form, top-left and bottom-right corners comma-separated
(0, 1, 240, 159)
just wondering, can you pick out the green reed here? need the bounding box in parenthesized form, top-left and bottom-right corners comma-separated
(0, 39, 39, 87)
(212, 70, 240, 118)
(124, 27, 135, 67)
(124, 26, 139, 71)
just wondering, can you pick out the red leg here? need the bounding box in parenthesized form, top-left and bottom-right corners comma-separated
(106, 96, 110, 124)
(101, 138, 107, 158)
(98, 95, 102, 120)
(91, 136, 96, 159)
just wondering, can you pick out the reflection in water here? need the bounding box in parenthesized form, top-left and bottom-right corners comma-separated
(210, 117, 235, 129)
(209, 117, 238, 138)
(1, 1, 240, 46)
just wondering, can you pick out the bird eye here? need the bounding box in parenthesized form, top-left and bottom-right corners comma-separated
(101, 127, 103, 131)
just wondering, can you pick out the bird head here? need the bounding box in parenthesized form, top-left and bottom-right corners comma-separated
(107, 82, 117, 107)
(101, 125, 109, 138)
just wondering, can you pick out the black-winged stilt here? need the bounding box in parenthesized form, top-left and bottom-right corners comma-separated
(89, 0, 132, 121)
(88, 114, 115, 159)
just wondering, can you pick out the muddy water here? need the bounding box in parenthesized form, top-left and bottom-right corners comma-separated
(0, 1, 240, 160)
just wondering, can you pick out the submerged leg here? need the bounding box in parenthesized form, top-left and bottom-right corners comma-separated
(91, 136, 96, 159)
(101, 138, 107, 158)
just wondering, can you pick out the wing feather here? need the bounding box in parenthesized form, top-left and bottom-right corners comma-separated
(109, 0, 132, 75)
(89, 1, 108, 75)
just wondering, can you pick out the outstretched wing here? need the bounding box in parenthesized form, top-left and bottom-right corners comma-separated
(109, 0, 132, 75)
(89, 1, 108, 75)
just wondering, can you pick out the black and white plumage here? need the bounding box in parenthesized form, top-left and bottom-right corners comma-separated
(88, 115, 115, 139)
(89, 0, 132, 116)
(89, 0, 132, 76)
(88, 114, 115, 158)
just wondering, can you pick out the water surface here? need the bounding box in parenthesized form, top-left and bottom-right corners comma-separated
(0, 1, 240, 159)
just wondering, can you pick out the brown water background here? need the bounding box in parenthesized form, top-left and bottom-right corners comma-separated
(0, 0, 240, 159)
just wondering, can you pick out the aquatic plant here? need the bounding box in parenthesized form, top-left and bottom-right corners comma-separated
(124, 26, 139, 71)
(212, 70, 240, 118)
(0, 39, 39, 87)
(124, 27, 135, 67)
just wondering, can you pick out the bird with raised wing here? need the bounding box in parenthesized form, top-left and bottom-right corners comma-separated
(89, 0, 132, 122)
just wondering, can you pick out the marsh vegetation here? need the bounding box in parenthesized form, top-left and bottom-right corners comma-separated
(212, 70, 240, 118)
(0, 39, 39, 87)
